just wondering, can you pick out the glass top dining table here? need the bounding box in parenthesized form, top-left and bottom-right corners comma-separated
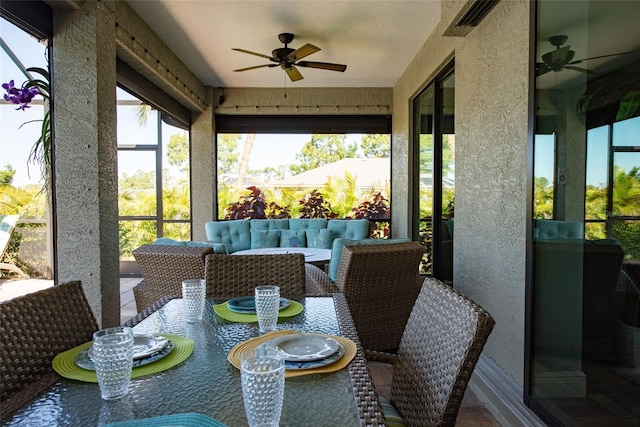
(3, 294, 384, 427)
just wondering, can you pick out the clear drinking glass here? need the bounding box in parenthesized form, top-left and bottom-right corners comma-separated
(92, 326, 134, 400)
(254, 285, 280, 333)
(241, 348, 285, 427)
(182, 279, 206, 322)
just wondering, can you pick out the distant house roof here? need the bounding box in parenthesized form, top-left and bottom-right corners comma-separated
(269, 158, 390, 189)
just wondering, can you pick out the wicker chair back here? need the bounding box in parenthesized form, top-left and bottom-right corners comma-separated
(0, 281, 98, 420)
(204, 253, 306, 300)
(390, 277, 495, 426)
(337, 241, 425, 352)
(132, 245, 213, 312)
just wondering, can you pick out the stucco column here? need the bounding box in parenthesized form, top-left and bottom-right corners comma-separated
(52, 0, 119, 327)
(190, 96, 215, 241)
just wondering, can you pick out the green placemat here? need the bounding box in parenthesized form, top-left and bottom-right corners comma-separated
(52, 334, 194, 383)
(213, 300, 304, 323)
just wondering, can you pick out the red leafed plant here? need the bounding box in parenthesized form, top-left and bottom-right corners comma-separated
(349, 192, 390, 238)
(298, 189, 338, 219)
(225, 186, 290, 219)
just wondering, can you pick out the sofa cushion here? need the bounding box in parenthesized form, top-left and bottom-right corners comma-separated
(534, 219, 584, 239)
(250, 219, 290, 231)
(251, 229, 281, 249)
(306, 229, 334, 249)
(153, 238, 186, 246)
(205, 219, 251, 253)
(289, 218, 328, 230)
(327, 219, 369, 240)
(279, 229, 307, 248)
(328, 238, 359, 282)
(186, 240, 229, 254)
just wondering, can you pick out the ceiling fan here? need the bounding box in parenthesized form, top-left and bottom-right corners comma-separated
(536, 35, 631, 77)
(232, 33, 347, 82)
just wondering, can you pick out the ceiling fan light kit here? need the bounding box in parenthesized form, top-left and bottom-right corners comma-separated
(233, 33, 347, 82)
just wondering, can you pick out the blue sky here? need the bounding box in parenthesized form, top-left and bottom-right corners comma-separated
(0, 19, 48, 187)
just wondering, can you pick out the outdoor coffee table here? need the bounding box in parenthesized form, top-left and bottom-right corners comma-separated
(232, 247, 331, 268)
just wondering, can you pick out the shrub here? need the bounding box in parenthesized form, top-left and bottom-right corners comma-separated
(298, 189, 338, 219)
(349, 192, 390, 238)
(224, 186, 290, 219)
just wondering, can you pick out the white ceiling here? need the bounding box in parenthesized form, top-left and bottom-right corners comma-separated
(126, 0, 441, 88)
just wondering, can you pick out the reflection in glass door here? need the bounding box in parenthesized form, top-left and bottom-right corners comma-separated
(413, 63, 455, 281)
(531, 1, 640, 424)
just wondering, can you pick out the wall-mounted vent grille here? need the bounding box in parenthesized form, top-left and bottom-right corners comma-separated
(456, 0, 500, 28)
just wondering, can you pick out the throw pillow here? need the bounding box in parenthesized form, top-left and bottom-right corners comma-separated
(280, 229, 307, 248)
(250, 229, 280, 249)
(306, 229, 333, 249)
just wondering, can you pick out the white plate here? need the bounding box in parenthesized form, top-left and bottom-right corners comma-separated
(76, 339, 175, 370)
(257, 342, 345, 370)
(87, 334, 170, 360)
(131, 335, 171, 359)
(264, 334, 341, 362)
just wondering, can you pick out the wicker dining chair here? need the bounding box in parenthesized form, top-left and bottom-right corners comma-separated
(0, 280, 98, 420)
(204, 253, 307, 300)
(336, 241, 426, 353)
(132, 244, 213, 312)
(379, 277, 495, 427)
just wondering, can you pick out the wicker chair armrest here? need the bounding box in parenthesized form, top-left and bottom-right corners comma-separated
(1, 371, 60, 420)
(364, 349, 399, 364)
(305, 263, 340, 295)
(123, 295, 177, 328)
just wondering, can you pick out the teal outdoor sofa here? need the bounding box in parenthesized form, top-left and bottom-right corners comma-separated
(204, 218, 371, 255)
(532, 219, 626, 364)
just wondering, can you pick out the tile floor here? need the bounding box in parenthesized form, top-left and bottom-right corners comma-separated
(1, 277, 501, 425)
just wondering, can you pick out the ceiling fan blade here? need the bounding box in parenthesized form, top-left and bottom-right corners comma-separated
(536, 64, 551, 77)
(284, 66, 304, 82)
(288, 43, 320, 61)
(234, 64, 277, 72)
(564, 65, 597, 74)
(568, 51, 633, 65)
(296, 61, 347, 72)
(232, 48, 273, 60)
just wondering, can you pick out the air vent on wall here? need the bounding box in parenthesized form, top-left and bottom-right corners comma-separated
(444, 0, 500, 37)
(456, 0, 500, 28)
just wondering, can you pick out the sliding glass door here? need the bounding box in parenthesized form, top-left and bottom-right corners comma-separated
(413, 63, 455, 281)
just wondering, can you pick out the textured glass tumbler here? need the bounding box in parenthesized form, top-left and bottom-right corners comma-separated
(254, 285, 280, 333)
(182, 279, 206, 322)
(241, 348, 285, 427)
(92, 327, 134, 400)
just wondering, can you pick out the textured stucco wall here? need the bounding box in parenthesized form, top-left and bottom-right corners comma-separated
(454, 0, 530, 384)
(191, 98, 216, 241)
(53, 0, 120, 327)
(393, 0, 531, 386)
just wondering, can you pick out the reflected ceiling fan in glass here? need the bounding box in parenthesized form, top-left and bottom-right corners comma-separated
(232, 33, 347, 82)
(536, 35, 632, 77)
